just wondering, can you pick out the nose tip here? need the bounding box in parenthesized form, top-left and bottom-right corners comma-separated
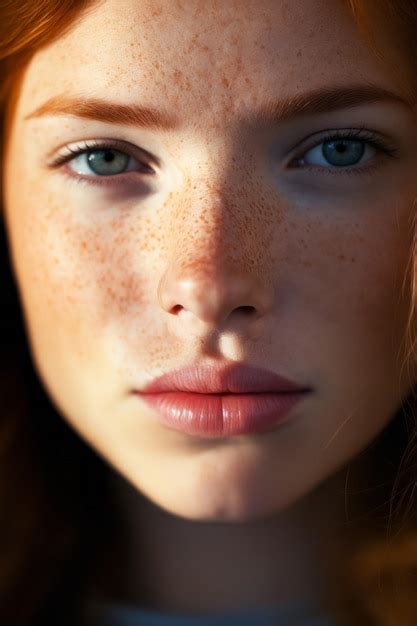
(158, 264, 272, 329)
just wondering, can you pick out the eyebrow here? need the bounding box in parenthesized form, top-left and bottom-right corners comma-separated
(24, 82, 414, 130)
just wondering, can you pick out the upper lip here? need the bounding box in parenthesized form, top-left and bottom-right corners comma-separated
(138, 363, 312, 394)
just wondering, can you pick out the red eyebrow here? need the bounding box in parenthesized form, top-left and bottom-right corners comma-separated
(25, 82, 414, 130)
(25, 94, 179, 131)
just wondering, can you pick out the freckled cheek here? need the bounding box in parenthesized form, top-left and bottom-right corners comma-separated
(297, 220, 411, 340)
(14, 212, 149, 331)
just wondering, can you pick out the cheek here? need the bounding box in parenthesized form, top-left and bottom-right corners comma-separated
(11, 202, 144, 316)
(4, 186, 160, 378)
(285, 207, 415, 379)
(328, 220, 414, 402)
(312, 208, 412, 313)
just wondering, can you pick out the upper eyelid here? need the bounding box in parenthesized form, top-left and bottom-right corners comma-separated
(50, 128, 397, 176)
(53, 127, 378, 156)
(290, 128, 391, 154)
(50, 137, 159, 168)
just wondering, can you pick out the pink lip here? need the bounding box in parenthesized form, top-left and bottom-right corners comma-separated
(135, 363, 312, 438)
(139, 363, 310, 394)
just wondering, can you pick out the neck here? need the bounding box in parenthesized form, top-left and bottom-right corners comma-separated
(87, 462, 364, 617)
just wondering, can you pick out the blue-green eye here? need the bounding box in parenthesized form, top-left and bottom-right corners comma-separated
(50, 139, 154, 182)
(82, 148, 131, 176)
(306, 138, 367, 167)
(290, 128, 399, 175)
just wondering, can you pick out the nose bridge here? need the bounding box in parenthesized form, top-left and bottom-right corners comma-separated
(171, 136, 262, 257)
(156, 159, 275, 330)
(169, 171, 254, 270)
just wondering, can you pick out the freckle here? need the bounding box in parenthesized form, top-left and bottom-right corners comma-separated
(338, 254, 346, 261)
(350, 257, 355, 263)
(173, 69, 183, 84)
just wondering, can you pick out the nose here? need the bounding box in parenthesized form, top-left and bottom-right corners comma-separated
(156, 182, 275, 336)
(158, 262, 273, 330)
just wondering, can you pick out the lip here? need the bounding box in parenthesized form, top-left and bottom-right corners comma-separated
(135, 363, 312, 438)
(138, 363, 310, 394)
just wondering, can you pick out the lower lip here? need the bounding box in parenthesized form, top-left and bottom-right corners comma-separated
(136, 391, 310, 438)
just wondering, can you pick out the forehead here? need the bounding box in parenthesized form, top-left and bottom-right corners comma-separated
(16, 0, 409, 125)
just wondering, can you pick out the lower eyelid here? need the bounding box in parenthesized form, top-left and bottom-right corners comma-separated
(61, 168, 154, 193)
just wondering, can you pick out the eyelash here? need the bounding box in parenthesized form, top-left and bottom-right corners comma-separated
(49, 138, 154, 188)
(288, 127, 399, 177)
(49, 129, 400, 187)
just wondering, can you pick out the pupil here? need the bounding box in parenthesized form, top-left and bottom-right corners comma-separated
(86, 149, 129, 176)
(322, 139, 364, 167)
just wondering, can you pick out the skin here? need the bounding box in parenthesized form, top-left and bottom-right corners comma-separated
(3, 0, 417, 616)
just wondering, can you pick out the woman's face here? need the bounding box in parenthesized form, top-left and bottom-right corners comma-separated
(3, 0, 417, 521)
